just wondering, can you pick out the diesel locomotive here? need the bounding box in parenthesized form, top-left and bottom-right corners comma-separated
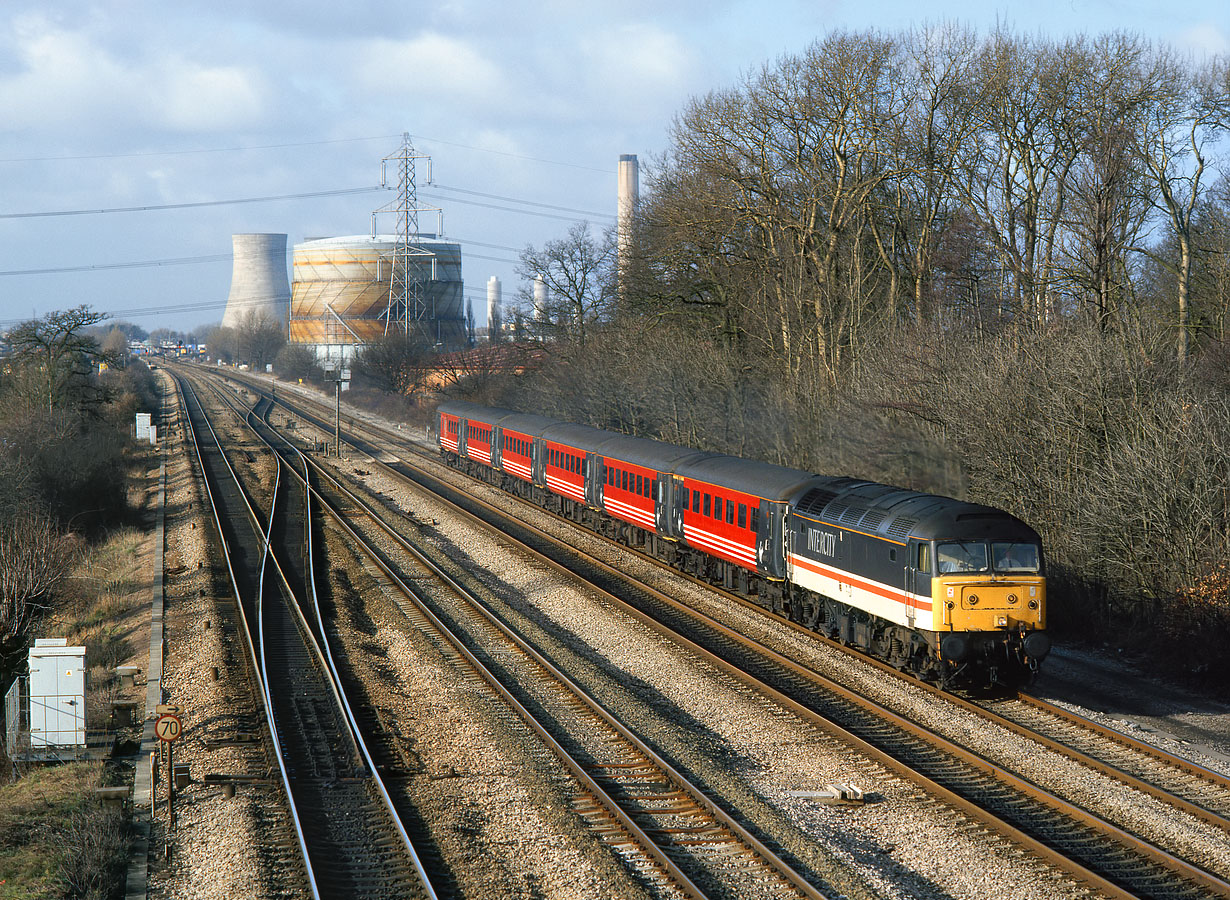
(437, 400, 1051, 687)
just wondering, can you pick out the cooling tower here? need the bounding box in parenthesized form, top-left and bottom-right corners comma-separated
(221, 233, 290, 330)
(288, 234, 465, 353)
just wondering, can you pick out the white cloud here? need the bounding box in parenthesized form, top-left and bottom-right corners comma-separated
(1171, 22, 1230, 57)
(354, 32, 506, 106)
(0, 14, 269, 136)
(157, 63, 268, 132)
(577, 24, 698, 119)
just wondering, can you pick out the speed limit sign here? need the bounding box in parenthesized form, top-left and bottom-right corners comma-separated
(155, 713, 182, 743)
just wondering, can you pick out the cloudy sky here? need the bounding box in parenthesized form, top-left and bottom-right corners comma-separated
(1, 1, 1226, 336)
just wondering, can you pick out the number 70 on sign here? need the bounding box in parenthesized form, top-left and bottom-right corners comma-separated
(155, 714, 182, 742)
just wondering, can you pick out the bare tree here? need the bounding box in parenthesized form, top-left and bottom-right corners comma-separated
(234, 311, 286, 370)
(1132, 50, 1230, 362)
(0, 509, 79, 650)
(356, 332, 434, 396)
(5, 306, 114, 415)
(517, 222, 616, 347)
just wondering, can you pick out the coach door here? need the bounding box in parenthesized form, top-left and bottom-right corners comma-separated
(654, 474, 669, 534)
(904, 540, 931, 629)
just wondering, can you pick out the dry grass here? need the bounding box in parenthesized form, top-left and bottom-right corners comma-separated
(0, 763, 127, 900)
(49, 528, 146, 712)
(0, 528, 146, 899)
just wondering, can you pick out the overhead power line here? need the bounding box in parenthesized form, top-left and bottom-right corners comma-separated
(0, 254, 231, 277)
(431, 184, 614, 220)
(1, 132, 615, 175)
(0, 134, 401, 164)
(420, 190, 612, 224)
(0, 186, 385, 219)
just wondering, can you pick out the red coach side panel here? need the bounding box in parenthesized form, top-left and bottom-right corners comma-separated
(680, 479, 761, 572)
(599, 458, 656, 532)
(543, 440, 586, 503)
(501, 429, 534, 483)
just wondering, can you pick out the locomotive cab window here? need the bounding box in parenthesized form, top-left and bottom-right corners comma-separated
(916, 543, 930, 573)
(937, 541, 988, 574)
(992, 542, 1041, 574)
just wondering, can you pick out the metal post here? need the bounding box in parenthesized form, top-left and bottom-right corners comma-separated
(167, 741, 175, 831)
(335, 379, 341, 457)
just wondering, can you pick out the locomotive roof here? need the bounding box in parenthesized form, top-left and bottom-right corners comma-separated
(790, 479, 1040, 543)
(437, 402, 1039, 543)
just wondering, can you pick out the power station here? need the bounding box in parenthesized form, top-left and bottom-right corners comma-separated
(218, 143, 642, 361)
(221, 233, 291, 330)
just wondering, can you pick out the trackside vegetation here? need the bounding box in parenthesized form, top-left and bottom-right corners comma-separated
(0, 306, 159, 899)
(448, 27, 1230, 688)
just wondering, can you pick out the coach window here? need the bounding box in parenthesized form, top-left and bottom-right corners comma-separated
(726, 502, 734, 525)
(693, 491, 700, 514)
(738, 503, 747, 528)
(703, 494, 711, 517)
(633, 474, 641, 495)
(750, 507, 760, 532)
(681, 487, 689, 507)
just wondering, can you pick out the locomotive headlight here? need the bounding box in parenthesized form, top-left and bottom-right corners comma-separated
(1028, 599, 1038, 610)
(1007, 594, 1018, 604)
(967, 594, 979, 605)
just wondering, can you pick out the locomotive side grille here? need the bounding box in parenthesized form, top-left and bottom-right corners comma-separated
(886, 516, 917, 540)
(824, 501, 850, 520)
(796, 487, 840, 515)
(859, 509, 887, 530)
(839, 505, 867, 525)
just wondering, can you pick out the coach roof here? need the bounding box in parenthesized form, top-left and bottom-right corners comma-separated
(593, 433, 715, 473)
(677, 455, 818, 500)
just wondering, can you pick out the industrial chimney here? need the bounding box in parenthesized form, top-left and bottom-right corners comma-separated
(222, 233, 290, 330)
(533, 275, 549, 337)
(617, 154, 639, 295)
(487, 276, 502, 342)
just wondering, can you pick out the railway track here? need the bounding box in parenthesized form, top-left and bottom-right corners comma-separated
(175, 371, 438, 900)
(200, 366, 1230, 899)
(239, 379, 855, 900)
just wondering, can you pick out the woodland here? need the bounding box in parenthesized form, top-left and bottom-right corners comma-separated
(476, 28, 1230, 682)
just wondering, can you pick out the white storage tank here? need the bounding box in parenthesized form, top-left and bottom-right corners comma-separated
(28, 638, 86, 748)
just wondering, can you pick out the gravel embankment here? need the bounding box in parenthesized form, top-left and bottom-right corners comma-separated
(144, 372, 307, 900)
(243, 375, 1230, 898)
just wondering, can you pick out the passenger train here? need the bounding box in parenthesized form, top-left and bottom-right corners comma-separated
(437, 400, 1051, 687)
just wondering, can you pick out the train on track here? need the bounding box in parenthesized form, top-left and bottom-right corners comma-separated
(437, 400, 1051, 688)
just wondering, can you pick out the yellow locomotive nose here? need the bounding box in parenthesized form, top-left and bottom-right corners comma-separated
(942, 577, 1045, 631)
